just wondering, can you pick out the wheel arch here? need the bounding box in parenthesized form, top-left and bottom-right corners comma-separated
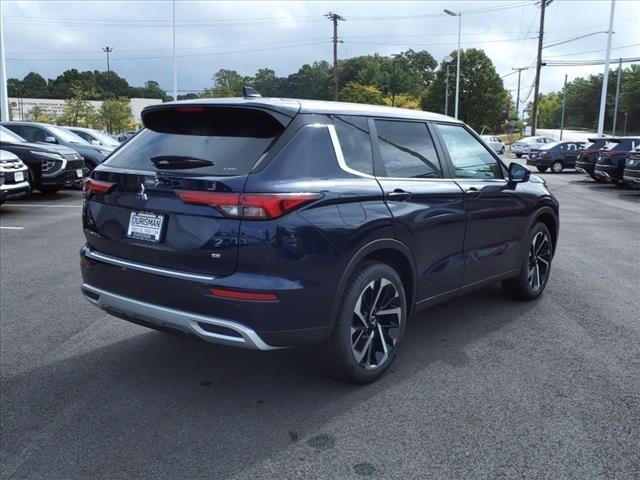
(327, 238, 417, 337)
(532, 207, 559, 255)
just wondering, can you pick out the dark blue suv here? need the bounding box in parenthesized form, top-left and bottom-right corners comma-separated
(80, 97, 559, 383)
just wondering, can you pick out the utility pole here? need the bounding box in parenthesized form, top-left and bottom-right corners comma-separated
(611, 57, 622, 135)
(0, 0, 9, 122)
(326, 12, 345, 101)
(102, 46, 114, 99)
(560, 74, 567, 140)
(530, 0, 552, 136)
(597, 0, 615, 136)
(512, 67, 529, 123)
(172, 0, 177, 102)
(443, 56, 452, 116)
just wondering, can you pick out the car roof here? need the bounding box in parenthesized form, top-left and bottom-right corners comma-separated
(2, 121, 54, 128)
(149, 97, 462, 124)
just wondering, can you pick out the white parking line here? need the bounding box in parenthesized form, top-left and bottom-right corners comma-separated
(7, 204, 82, 208)
(0, 226, 24, 230)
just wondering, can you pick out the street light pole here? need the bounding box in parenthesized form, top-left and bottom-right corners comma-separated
(596, 0, 615, 136)
(172, 0, 177, 102)
(612, 57, 622, 135)
(560, 74, 567, 140)
(102, 46, 113, 98)
(443, 56, 452, 116)
(444, 9, 461, 119)
(0, 0, 9, 122)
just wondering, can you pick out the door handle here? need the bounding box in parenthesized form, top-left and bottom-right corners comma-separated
(465, 187, 481, 196)
(386, 189, 412, 202)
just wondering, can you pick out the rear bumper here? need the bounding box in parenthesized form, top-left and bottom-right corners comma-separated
(623, 167, 640, 185)
(81, 283, 277, 350)
(80, 245, 331, 348)
(594, 164, 623, 181)
(575, 160, 594, 176)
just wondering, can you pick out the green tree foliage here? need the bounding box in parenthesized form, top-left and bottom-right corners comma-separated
(339, 83, 386, 105)
(536, 92, 563, 129)
(202, 69, 247, 97)
(250, 68, 280, 97)
(99, 98, 133, 134)
(423, 49, 508, 131)
(129, 80, 171, 101)
(57, 86, 99, 127)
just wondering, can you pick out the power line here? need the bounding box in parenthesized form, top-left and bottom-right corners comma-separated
(544, 43, 640, 59)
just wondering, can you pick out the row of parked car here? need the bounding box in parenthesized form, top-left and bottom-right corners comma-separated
(0, 122, 136, 203)
(507, 134, 639, 188)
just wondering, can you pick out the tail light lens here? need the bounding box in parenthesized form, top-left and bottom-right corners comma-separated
(175, 191, 322, 220)
(83, 178, 115, 197)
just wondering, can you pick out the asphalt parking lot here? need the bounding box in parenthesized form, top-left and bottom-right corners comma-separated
(1, 164, 639, 480)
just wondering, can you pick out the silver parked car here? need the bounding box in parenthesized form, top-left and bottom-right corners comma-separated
(481, 135, 505, 154)
(65, 126, 120, 151)
(0, 149, 30, 204)
(512, 136, 555, 158)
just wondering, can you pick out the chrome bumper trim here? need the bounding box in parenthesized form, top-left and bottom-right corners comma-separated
(0, 180, 30, 192)
(81, 284, 278, 350)
(623, 175, 640, 184)
(84, 248, 216, 283)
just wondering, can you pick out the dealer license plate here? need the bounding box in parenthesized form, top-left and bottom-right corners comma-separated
(127, 211, 165, 243)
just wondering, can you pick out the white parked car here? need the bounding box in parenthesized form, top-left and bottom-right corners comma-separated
(481, 135, 505, 154)
(65, 126, 120, 151)
(0, 149, 30, 204)
(512, 136, 555, 158)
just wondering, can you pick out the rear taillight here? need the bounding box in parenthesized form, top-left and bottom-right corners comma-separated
(210, 287, 278, 302)
(175, 191, 322, 220)
(83, 178, 115, 197)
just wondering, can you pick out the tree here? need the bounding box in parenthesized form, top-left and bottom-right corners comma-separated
(423, 49, 508, 131)
(619, 64, 640, 133)
(282, 61, 333, 100)
(250, 68, 280, 97)
(536, 92, 562, 129)
(129, 80, 170, 101)
(22, 72, 49, 97)
(99, 98, 132, 134)
(57, 86, 99, 127)
(203, 69, 246, 97)
(339, 83, 386, 105)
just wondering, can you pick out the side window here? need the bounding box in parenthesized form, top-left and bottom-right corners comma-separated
(558, 143, 567, 151)
(75, 131, 92, 143)
(436, 123, 504, 180)
(374, 120, 442, 178)
(7, 125, 27, 140)
(28, 127, 48, 142)
(334, 116, 373, 175)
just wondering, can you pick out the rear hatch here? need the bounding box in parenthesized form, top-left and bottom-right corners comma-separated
(84, 104, 295, 277)
(597, 139, 639, 165)
(577, 138, 607, 162)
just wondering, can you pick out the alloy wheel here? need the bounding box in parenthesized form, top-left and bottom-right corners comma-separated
(551, 161, 563, 173)
(351, 278, 402, 370)
(528, 231, 552, 291)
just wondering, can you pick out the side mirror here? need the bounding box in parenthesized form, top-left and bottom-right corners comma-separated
(91, 140, 101, 146)
(508, 162, 530, 183)
(44, 136, 57, 144)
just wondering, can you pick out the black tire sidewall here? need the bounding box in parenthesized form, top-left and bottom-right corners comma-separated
(331, 263, 407, 383)
(551, 161, 563, 173)
(520, 222, 553, 299)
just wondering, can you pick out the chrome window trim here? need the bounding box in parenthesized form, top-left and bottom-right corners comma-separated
(327, 124, 377, 179)
(85, 248, 216, 282)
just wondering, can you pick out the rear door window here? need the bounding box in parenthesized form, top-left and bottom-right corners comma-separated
(374, 120, 442, 178)
(104, 107, 286, 175)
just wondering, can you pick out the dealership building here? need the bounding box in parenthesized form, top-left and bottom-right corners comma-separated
(8, 97, 162, 123)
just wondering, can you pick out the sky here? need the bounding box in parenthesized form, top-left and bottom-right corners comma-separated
(2, 0, 639, 108)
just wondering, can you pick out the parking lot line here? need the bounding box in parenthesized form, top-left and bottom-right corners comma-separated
(7, 204, 82, 208)
(0, 226, 24, 230)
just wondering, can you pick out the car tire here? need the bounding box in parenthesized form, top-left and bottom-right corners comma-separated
(516, 153, 522, 158)
(537, 166, 548, 173)
(320, 261, 407, 384)
(38, 185, 63, 195)
(500, 146, 505, 154)
(551, 161, 564, 173)
(502, 222, 553, 301)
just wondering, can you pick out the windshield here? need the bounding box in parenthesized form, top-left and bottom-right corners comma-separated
(47, 124, 90, 144)
(0, 126, 26, 143)
(88, 130, 120, 147)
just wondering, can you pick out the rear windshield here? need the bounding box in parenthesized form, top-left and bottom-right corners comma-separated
(104, 107, 285, 175)
(583, 139, 607, 150)
(603, 139, 638, 151)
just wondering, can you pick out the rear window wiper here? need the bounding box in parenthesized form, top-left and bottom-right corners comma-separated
(150, 155, 214, 170)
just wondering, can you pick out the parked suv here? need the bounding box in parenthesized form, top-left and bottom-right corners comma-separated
(527, 141, 584, 173)
(80, 98, 559, 383)
(66, 126, 120, 151)
(0, 125, 84, 193)
(2, 122, 110, 176)
(0, 150, 30, 204)
(593, 137, 640, 187)
(575, 137, 608, 180)
(622, 145, 640, 188)
(512, 136, 555, 158)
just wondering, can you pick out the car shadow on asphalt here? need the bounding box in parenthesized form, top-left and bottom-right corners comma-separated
(566, 177, 640, 201)
(1, 284, 543, 479)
